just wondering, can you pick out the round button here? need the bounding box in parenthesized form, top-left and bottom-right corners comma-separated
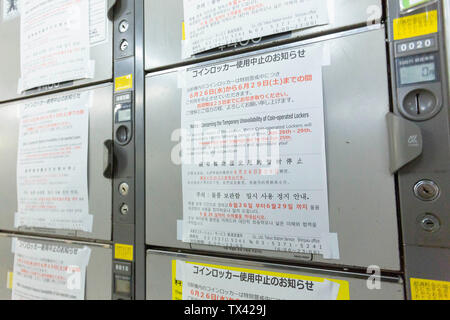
(116, 126, 129, 143)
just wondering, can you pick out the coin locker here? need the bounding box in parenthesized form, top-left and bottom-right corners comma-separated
(0, 233, 112, 300)
(145, 26, 401, 271)
(0, 83, 113, 241)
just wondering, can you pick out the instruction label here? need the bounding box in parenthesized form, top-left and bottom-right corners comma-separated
(393, 10, 438, 40)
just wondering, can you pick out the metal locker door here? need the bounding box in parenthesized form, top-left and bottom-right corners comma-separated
(0, 0, 114, 103)
(0, 234, 112, 300)
(0, 83, 113, 241)
(146, 250, 405, 300)
(144, 0, 383, 71)
(145, 26, 401, 271)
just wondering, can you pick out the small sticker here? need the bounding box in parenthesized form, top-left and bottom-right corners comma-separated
(115, 244, 134, 261)
(182, 22, 186, 41)
(410, 278, 450, 300)
(7, 272, 13, 290)
(115, 74, 133, 92)
(172, 261, 183, 300)
(2, 0, 20, 21)
(393, 10, 438, 41)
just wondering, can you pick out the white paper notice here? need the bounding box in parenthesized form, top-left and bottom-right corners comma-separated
(15, 91, 92, 232)
(175, 261, 345, 300)
(89, 0, 108, 46)
(179, 43, 339, 258)
(12, 238, 91, 300)
(19, 0, 92, 93)
(182, 0, 329, 58)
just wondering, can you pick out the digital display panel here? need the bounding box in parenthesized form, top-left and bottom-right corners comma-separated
(399, 62, 436, 85)
(117, 108, 131, 123)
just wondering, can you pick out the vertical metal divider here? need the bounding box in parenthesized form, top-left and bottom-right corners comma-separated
(110, 0, 145, 300)
(133, 0, 146, 300)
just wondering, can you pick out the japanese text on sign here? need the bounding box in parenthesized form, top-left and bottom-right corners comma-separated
(177, 44, 339, 259)
(182, 0, 329, 58)
(173, 260, 349, 300)
(12, 238, 91, 300)
(19, 0, 93, 93)
(15, 91, 92, 232)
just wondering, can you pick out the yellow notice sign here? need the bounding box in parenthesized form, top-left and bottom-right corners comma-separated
(114, 244, 134, 261)
(393, 10, 438, 40)
(172, 260, 350, 300)
(410, 278, 450, 300)
(115, 74, 133, 92)
(172, 262, 183, 300)
(182, 22, 186, 41)
(7, 272, 13, 289)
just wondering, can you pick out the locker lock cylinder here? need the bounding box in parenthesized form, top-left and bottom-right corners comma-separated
(419, 214, 440, 233)
(414, 180, 440, 201)
(119, 183, 129, 196)
(120, 204, 129, 215)
(119, 20, 129, 33)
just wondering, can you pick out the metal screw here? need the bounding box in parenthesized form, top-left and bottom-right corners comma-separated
(120, 204, 129, 215)
(414, 180, 440, 201)
(420, 214, 440, 232)
(119, 183, 129, 196)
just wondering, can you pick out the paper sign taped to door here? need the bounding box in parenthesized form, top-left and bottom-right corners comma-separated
(15, 91, 92, 232)
(178, 43, 339, 259)
(11, 238, 91, 300)
(18, 0, 94, 93)
(173, 260, 350, 300)
(182, 0, 329, 58)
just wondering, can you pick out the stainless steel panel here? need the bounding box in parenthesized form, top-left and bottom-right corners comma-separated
(404, 246, 450, 300)
(0, 0, 113, 103)
(146, 250, 405, 300)
(145, 27, 401, 271)
(0, 234, 112, 300)
(0, 83, 113, 241)
(144, 0, 382, 71)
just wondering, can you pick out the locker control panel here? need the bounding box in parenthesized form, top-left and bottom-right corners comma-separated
(387, 0, 450, 299)
(111, 0, 145, 300)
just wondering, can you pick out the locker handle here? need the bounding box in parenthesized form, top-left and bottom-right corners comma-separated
(103, 140, 114, 179)
(107, 0, 118, 20)
(386, 113, 423, 174)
